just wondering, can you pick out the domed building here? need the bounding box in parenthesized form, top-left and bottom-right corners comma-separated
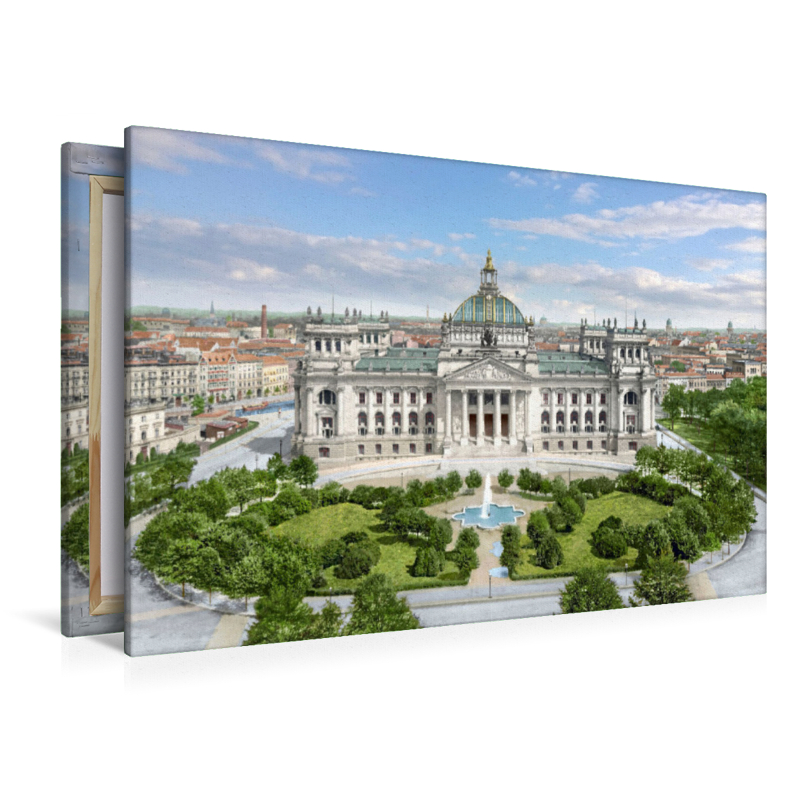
(293, 251, 656, 461)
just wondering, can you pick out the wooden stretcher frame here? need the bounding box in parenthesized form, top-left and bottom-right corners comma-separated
(88, 174, 124, 615)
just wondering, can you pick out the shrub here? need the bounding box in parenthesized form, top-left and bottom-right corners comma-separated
(550, 476, 568, 501)
(450, 543, 478, 576)
(427, 518, 454, 552)
(568, 486, 586, 513)
(594, 530, 627, 559)
(465, 469, 483, 491)
(546, 503, 567, 532)
(534, 534, 564, 569)
(456, 527, 480, 551)
(300, 487, 320, 509)
(500, 525, 523, 576)
(526, 512, 550, 548)
(341, 530, 369, 546)
(318, 538, 348, 569)
(411, 546, 444, 577)
(540, 478, 553, 495)
(334, 546, 375, 579)
(560, 497, 583, 530)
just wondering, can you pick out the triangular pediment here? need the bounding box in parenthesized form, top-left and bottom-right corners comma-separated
(446, 356, 532, 384)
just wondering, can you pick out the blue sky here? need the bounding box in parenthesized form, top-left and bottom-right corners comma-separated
(127, 126, 766, 329)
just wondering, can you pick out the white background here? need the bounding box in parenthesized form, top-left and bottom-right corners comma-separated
(3, 2, 795, 798)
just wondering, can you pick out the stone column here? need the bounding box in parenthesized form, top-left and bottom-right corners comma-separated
(641, 387, 648, 432)
(618, 389, 625, 434)
(461, 389, 469, 445)
(493, 388, 501, 445)
(550, 388, 556, 434)
(337, 385, 344, 437)
(509, 389, 517, 442)
(578, 388, 584, 436)
(367, 388, 373, 434)
(383, 388, 389, 436)
(401, 388, 408, 435)
(306, 388, 314, 437)
(477, 390, 484, 443)
(525, 390, 532, 437)
(445, 389, 453, 440)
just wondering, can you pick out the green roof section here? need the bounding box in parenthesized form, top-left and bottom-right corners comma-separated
(355, 347, 440, 373)
(538, 352, 608, 375)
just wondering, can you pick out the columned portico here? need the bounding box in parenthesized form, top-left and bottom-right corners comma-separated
(461, 389, 469, 445)
(477, 390, 484, 444)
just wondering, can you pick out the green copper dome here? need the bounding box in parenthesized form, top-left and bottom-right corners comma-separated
(452, 294, 526, 325)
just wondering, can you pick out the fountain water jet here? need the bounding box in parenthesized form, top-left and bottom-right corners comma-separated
(480, 474, 492, 518)
(453, 471, 524, 530)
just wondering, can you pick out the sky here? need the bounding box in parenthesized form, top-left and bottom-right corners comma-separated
(127, 126, 766, 330)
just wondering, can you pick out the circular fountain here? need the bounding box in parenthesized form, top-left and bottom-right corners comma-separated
(453, 473, 524, 530)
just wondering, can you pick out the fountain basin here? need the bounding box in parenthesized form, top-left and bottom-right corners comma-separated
(453, 503, 524, 530)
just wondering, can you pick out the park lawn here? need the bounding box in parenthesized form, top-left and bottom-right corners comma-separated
(513, 491, 671, 580)
(269, 502, 467, 592)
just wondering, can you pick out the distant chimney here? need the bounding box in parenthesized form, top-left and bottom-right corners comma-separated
(261, 305, 267, 339)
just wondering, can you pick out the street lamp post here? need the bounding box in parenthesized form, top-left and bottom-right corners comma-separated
(624, 562, 628, 585)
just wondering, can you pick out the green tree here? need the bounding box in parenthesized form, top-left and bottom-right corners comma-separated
(267, 451, 289, 480)
(499, 525, 522, 577)
(534, 533, 564, 569)
(152, 457, 194, 496)
(560, 497, 583, 531)
(632, 554, 693, 605)
(288, 454, 318, 487)
(560, 566, 625, 613)
(444, 470, 463, 496)
(161, 539, 204, 598)
(344, 574, 421, 635)
(497, 469, 514, 491)
(191, 394, 206, 416)
(526, 511, 550, 548)
(662, 384, 685, 431)
(245, 586, 316, 645)
(465, 469, 483, 492)
(227, 554, 267, 610)
(411, 545, 444, 577)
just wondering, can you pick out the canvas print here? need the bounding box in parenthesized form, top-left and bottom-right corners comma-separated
(61, 143, 125, 636)
(124, 126, 766, 656)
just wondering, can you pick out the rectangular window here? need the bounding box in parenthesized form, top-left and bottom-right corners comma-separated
(629, 441, 638, 451)
(587, 440, 593, 450)
(410, 392, 417, 404)
(601, 440, 607, 450)
(600, 393, 606, 405)
(557, 393, 564, 405)
(572, 441, 578, 450)
(359, 392, 366, 404)
(376, 392, 383, 404)
(392, 444, 399, 454)
(542, 392, 549, 404)
(375, 444, 382, 455)
(393, 392, 400, 405)
(543, 441, 549, 451)
(558, 440, 564, 451)
(586, 393, 592, 404)
(426, 392, 433, 405)
(425, 443, 433, 453)
(358, 444, 365, 455)
(571, 393, 578, 405)
(318, 447, 330, 458)
(409, 443, 416, 454)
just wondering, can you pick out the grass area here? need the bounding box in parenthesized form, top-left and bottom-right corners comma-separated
(269, 502, 468, 593)
(512, 491, 671, 580)
(124, 444, 202, 476)
(208, 420, 259, 450)
(670, 419, 766, 491)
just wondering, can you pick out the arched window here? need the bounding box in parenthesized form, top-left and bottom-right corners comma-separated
(392, 411, 401, 426)
(635, 348, 641, 359)
(409, 411, 418, 426)
(375, 411, 384, 431)
(570, 410, 579, 433)
(425, 411, 435, 426)
(541, 411, 550, 424)
(315, 340, 322, 352)
(585, 410, 593, 423)
(556, 411, 564, 424)
(358, 411, 367, 432)
(624, 391, 638, 405)
(628, 348, 633, 359)
(317, 389, 337, 405)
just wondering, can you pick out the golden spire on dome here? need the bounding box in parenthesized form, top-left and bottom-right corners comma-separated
(484, 249, 495, 271)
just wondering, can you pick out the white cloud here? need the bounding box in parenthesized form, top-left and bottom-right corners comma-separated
(256, 142, 353, 184)
(448, 232, 476, 241)
(349, 187, 377, 197)
(489, 193, 766, 243)
(573, 182, 599, 204)
(131, 128, 234, 173)
(507, 170, 537, 187)
(724, 235, 767, 254)
(688, 257, 732, 272)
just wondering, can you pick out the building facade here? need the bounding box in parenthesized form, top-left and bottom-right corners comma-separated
(292, 253, 658, 462)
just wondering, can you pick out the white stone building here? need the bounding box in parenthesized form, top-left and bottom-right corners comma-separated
(292, 252, 657, 462)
